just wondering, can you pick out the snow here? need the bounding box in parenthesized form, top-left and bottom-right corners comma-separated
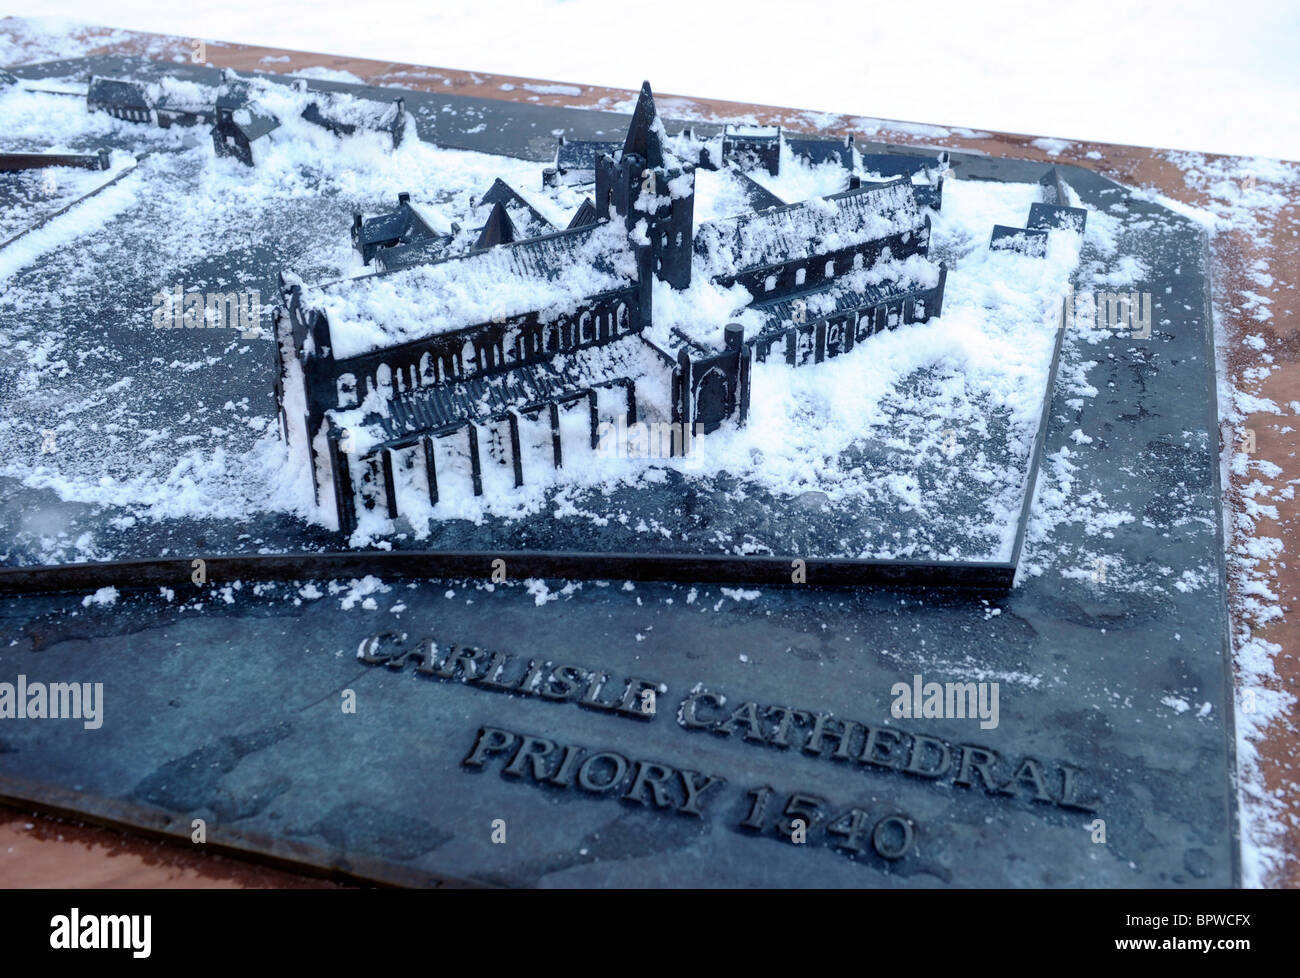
(81, 585, 118, 606)
(326, 166, 1073, 557)
(0, 60, 1076, 563)
(5, 3, 1297, 160)
(286, 66, 365, 85)
(694, 180, 921, 277)
(311, 219, 637, 357)
(1030, 138, 1072, 157)
(1164, 150, 1300, 889)
(0, 153, 138, 279)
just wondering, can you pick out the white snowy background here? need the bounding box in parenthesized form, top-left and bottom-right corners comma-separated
(4, 0, 1299, 161)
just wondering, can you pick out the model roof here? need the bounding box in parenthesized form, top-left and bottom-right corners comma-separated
(355, 195, 441, 251)
(478, 178, 553, 233)
(301, 91, 404, 138)
(786, 136, 853, 169)
(368, 333, 661, 442)
(749, 256, 945, 334)
(557, 139, 621, 173)
(87, 76, 151, 110)
(151, 77, 220, 114)
(307, 219, 638, 358)
(694, 178, 923, 277)
(228, 104, 281, 141)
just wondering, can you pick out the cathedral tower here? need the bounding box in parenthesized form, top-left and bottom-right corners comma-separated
(595, 81, 694, 289)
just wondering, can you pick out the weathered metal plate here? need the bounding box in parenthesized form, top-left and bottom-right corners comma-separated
(0, 57, 1236, 887)
(0, 545, 1233, 887)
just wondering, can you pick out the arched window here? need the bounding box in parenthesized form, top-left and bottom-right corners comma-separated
(855, 311, 870, 342)
(336, 373, 358, 408)
(580, 311, 594, 343)
(616, 302, 629, 333)
(419, 352, 437, 386)
(827, 323, 843, 354)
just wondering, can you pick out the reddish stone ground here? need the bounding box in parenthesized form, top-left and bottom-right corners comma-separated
(1, 19, 1295, 888)
(0, 805, 335, 888)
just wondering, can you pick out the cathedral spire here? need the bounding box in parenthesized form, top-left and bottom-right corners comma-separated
(622, 80, 664, 168)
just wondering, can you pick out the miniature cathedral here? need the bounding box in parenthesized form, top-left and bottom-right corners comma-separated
(274, 82, 948, 535)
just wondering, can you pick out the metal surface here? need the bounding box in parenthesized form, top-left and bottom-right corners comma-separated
(0, 55, 1237, 887)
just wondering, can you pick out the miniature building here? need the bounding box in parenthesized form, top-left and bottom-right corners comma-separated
(86, 70, 407, 150)
(990, 225, 1049, 256)
(275, 81, 949, 535)
(787, 134, 854, 170)
(368, 178, 555, 273)
(87, 77, 154, 124)
(594, 85, 695, 289)
(860, 151, 948, 209)
(859, 152, 949, 181)
(477, 177, 554, 237)
(88, 75, 225, 130)
(721, 125, 781, 175)
(153, 79, 220, 129)
(0, 69, 18, 88)
(987, 173, 1084, 255)
(301, 93, 406, 148)
(553, 137, 621, 185)
(692, 177, 946, 397)
(211, 83, 281, 167)
(352, 192, 445, 265)
(87, 74, 223, 129)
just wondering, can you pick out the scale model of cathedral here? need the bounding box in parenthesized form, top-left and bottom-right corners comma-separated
(274, 83, 948, 535)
